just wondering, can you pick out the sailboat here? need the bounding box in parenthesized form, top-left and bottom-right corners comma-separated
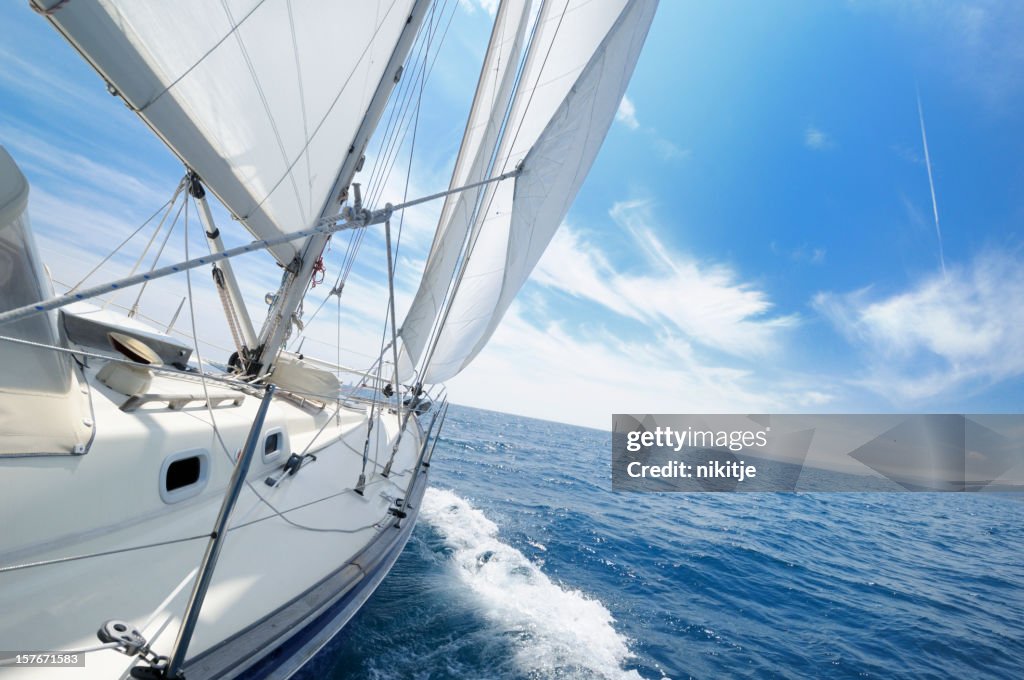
(0, 0, 657, 678)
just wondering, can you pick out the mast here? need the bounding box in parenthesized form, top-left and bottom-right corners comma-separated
(188, 172, 258, 356)
(253, 0, 434, 375)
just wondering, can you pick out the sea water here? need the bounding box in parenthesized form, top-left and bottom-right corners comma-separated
(295, 405, 1024, 679)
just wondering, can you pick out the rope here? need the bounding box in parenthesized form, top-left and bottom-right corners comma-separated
(0, 533, 212, 574)
(213, 266, 246, 358)
(182, 209, 407, 534)
(285, 226, 359, 352)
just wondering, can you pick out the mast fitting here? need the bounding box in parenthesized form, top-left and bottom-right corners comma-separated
(185, 170, 205, 200)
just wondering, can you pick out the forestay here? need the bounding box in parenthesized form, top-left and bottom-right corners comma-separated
(35, 0, 417, 265)
(403, 0, 658, 383)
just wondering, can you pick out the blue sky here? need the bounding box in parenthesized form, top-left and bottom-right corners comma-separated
(2, 1, 1023, 428)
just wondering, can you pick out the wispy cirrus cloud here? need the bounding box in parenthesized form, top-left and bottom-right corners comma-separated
(814, 249, 1024, 402)
(854, 0, 1024, 110)
(614, 94, 690, 163)
(440, 199, 836, 428)
(804, 126, 833, 151)
(771, 241, 826, 265)
(456, 301, 830, 429)
(533, 199, 797, 357)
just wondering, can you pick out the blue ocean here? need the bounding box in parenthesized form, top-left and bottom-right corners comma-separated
(296, 405, 1024, 679)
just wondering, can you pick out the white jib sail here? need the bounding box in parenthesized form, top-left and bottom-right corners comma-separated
(416, 0, 659, 384)
(35, 0, 417, 265)
(398, 0, 531, 381)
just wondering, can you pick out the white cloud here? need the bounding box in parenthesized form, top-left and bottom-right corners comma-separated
(854, 1, 1024, 109)
(771, 241, 826, 265)
(804, 126, 833, 150)
(458, 0, 498, 16)
(615, 95, 640, 130)
(533, 200, 797, 357)
(437, 200, 832, 429)
(614, 95, 690, 163)
(449, 304, 820, 430)
(814, 250, 1024, 401)
(653, 137, 689, 162)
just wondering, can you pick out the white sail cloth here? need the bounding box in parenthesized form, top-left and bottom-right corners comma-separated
(35, 0, 416, 265)
(403, 0, 658, 383)
(398, 0, 531, 380)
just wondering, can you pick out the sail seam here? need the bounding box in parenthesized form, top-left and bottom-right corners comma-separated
(286, 0, 315, 219)
(221, 0, 308, 227)
(242, 0, 405, 223)
(133, 0, 270, 112)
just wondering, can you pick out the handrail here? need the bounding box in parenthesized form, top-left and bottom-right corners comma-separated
(162, 384, 276, 679)
(120, 392, 244, 413)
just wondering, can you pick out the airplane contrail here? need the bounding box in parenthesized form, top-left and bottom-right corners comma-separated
(916, 90, 947, 277)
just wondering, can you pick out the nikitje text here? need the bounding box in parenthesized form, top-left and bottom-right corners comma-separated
(626, 460, 757, 482)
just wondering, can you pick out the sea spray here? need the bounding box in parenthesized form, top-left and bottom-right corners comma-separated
(421, 487, 644, 680)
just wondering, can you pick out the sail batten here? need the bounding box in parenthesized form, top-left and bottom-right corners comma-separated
(37, 0, 418, 265)
(406, 0, 658, 384)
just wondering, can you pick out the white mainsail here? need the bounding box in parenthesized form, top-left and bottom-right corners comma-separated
(398, 0, 531, 380)
(35, 0, 418, 266)
(403, 0, 658, 383)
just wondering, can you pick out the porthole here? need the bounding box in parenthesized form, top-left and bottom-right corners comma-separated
(159, 448, 210, 504)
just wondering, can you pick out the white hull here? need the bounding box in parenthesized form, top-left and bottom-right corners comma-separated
(0, 350, 430, 678)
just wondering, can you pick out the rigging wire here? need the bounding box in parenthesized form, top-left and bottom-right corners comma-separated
(180, 204, 410, 535)
(283, 0, 437, 354)
(0, 3, 472, 582)
(362, 0, 444, 206)
(102, 183, 186, 311)
(379, 14, 437, 475)
(0, 533, 212, 575)
(416, 0, 559, 379)
(286, 0, 457, 379)
(352, 2, 453, 490)
(68, 183, 182, 294)
(125, 195, 186, 317)
(367, 0, 458, 209)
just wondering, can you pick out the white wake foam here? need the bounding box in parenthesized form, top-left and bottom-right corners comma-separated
(421, 487, 644, 679)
